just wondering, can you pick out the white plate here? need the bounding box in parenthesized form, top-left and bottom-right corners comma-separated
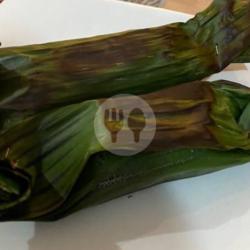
(0, 1, 250, 250)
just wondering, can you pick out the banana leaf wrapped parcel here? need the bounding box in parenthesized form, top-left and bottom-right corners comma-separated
(1, 80, 250, 221)
(1, 0, 250, 110)
(1, 0, 250, 222)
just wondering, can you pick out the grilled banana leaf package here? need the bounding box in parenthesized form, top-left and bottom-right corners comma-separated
(0, 0, 250, 221)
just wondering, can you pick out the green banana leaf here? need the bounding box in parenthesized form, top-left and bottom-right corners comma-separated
(1, 79, 250, 221)
(41, 148, 250, 221)
(0, 0, 250, 111)
(236, 48, 250, 63)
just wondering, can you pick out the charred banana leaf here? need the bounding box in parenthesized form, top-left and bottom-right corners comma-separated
(0, 0, 250, 111)
(0, 80, 250, 221)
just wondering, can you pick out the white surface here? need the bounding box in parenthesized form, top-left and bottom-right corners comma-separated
(0, 0, 250, 249)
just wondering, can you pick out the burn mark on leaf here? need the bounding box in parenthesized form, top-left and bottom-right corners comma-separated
(59, 32, 150, 77)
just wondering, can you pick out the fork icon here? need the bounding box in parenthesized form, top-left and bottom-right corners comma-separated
(104, 108, 124, 143)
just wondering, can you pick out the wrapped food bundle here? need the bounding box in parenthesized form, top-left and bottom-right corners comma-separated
(0, 0, 250, 221)
(1, 0, 250, 109)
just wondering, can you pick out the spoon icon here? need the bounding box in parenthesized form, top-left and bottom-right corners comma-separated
(127, 108, 146, 143)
